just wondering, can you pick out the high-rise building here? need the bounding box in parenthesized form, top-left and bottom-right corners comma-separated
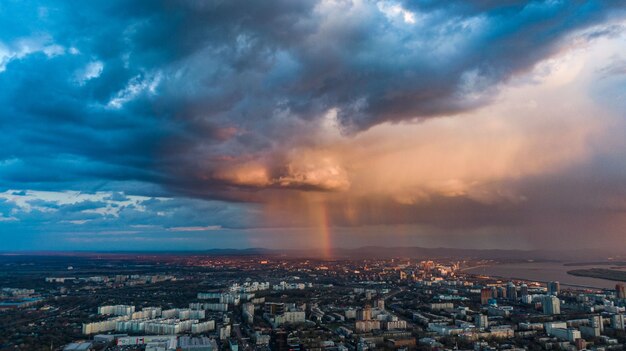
(542, 295, 560, 315)
(355, 320, 381, 333)
(264, 302, 285, 316)
(376, 298, 385, 310)
(547, 281, 560, 296)
(243, 303, 255, 315)
(520, 284, 528, 297)
(474, 314, 488, 330)
(616, 284, 626, 299)
(497, 286, 507, 299)
(590, 315, 604, 333)
(399, 271, 407, 280)
(507, 282, 517, 301)
(357, 305, 372, 321)
(611, 314, 625, 330)
(242, 303, 255, 324)
(98, 305, 135, 316)
(480, 288, 492, 305)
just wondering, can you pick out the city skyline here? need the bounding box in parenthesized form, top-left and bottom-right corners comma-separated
(1, 1, 626, 251)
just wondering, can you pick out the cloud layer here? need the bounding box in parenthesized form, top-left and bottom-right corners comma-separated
(1, 1, 626, 250)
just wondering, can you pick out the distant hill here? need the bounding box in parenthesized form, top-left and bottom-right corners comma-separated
(196, 246, 615, 261)
(1, 246, 618, 261)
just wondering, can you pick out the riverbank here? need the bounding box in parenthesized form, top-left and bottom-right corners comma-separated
(568, 268, 626, 283)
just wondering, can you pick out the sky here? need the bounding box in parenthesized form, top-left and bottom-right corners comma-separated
(1, 0, 626, 252)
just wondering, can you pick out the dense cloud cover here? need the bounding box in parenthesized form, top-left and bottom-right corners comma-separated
(1, 1, 625, 250)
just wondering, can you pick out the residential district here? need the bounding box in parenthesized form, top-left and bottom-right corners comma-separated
(2, 254, 626, 350)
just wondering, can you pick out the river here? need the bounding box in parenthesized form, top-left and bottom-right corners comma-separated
(464, 262, 620, 289)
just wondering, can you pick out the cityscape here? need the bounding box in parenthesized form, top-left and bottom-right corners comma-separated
(2, 1, 626, 350)
(3, 252, 626, 350)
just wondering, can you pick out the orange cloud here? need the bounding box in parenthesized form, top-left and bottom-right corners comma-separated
(255, 38, 619, 228)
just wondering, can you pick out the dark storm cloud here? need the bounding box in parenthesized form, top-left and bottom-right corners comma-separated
(0, 0, 625, 252)
(1, 0, 624, 199)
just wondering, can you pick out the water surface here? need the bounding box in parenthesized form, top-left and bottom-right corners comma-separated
(465, 262, 619, 289)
